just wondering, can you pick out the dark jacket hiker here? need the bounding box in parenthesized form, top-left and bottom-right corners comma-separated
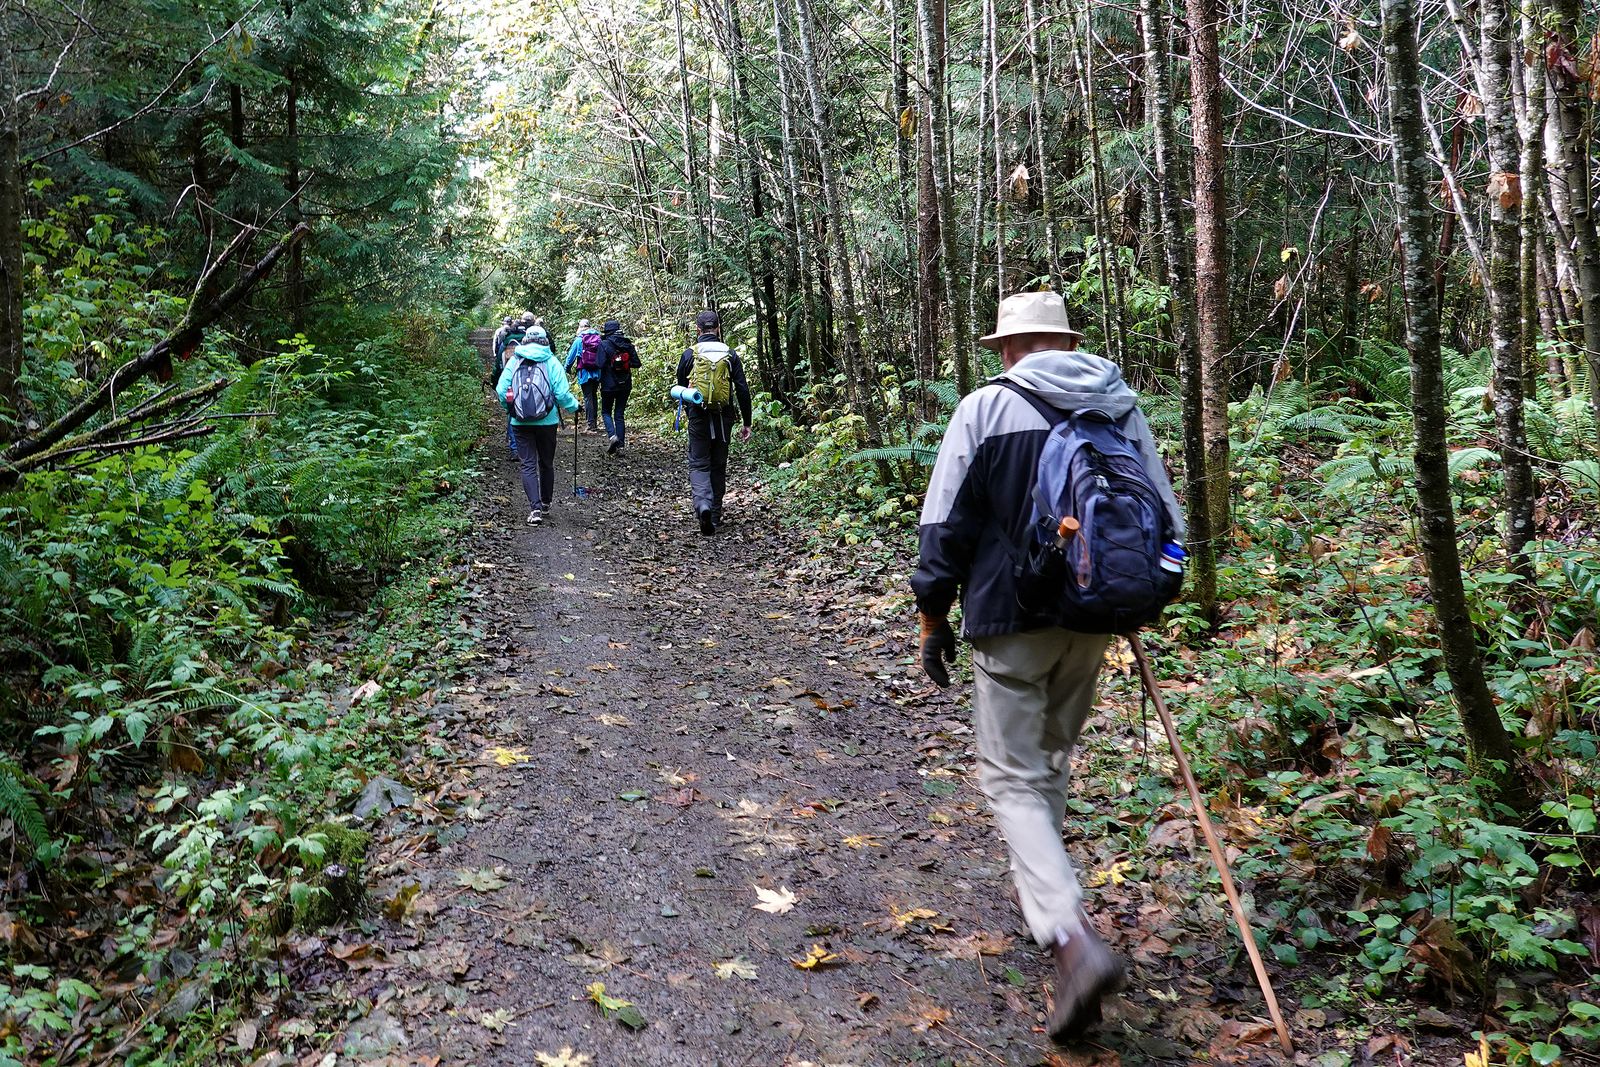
(910, 291, 1184, 1045)
(597, 319, 641, 454)
(675, 309, 752, 534)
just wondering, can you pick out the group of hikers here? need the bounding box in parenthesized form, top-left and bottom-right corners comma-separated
(488, 291, 1187, 1046)
(488, 308, 751, 534)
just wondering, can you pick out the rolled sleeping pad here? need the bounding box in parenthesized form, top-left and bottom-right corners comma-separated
(669, 384, 705, 405)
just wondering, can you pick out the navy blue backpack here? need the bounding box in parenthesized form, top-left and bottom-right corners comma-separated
(998, 381, 1182, 634)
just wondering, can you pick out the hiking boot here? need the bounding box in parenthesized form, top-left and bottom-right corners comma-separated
(1047, 915, 1125, 1044)
(711, 507, 724, 529)
(607, 436, 621, 455)
(526, 509, 542, 527)
(697, 509, 715, 536)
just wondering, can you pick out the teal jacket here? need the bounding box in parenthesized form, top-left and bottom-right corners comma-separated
(496, 343, 580, 426)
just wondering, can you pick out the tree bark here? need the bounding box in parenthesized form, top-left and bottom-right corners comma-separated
(284, 1, 305, 332)
(1378, 0, 1528, 804)
(1023, 0, 1060, 285)
(1140, 0, 1217, 626)
(0, 5, 23, 433)
(1186, 0, 1232, 540)
(674, 0, 714, 304)
(917, 0, 973, 395)
(771, 0, 821, 381)
(1477, 0, 1535, 569)
(1547, 0, 1600, 422)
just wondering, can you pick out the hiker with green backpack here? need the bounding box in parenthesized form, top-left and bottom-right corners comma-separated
(912, 291, 1186, 1044)
(674, 310, 752, 535)
(496, 325, 580, 527)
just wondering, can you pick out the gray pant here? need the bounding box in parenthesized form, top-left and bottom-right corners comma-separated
(686, 407, 735, 516)
(970, 627, 1110, 946)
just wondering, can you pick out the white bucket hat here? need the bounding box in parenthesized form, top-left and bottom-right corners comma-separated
(978, 290, 1085, 351)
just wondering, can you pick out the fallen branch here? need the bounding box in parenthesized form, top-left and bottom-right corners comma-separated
(0, 223, 308, 487)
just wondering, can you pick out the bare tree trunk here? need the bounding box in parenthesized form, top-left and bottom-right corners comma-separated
(1186, 0, 1232, 540)
(674, 0, 713, 304)
(789, 0, 879, 436)
(1379, 0, 1528, 804)
(721, 0, 783, 399)
(1023, 0, 1060, 284)
(917, 0, 973, 394)
(916, 118, 943, 403)
(1073, 1, 1122, 365)
(0, 6, 22, 432)
(1478, 0, 1535, 569)
(1519, 4, 1550, 397)
(1547, 0, 1600, 421)
(1140, 0, 1217, 626)
(284, 3, 305, 332)
(987, 0, 1005, 297)
(771, 0, 821, 381)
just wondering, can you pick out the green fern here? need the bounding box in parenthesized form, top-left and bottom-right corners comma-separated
(0, 760, 49, 854)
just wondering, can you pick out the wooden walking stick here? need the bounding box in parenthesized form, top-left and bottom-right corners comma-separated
(1127, 633, 1294, 1055)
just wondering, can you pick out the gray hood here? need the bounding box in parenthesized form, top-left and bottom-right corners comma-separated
(1000, 349, 1136, 418)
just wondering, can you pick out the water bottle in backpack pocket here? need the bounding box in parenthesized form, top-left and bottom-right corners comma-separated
(1000, 382, 1183, 633)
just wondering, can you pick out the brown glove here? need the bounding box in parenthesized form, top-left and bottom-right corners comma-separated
(919, 612, 957, 688)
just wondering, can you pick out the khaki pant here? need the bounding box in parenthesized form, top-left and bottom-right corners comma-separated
(971, 627, 1109, 946)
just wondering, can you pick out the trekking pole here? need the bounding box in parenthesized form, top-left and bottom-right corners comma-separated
(1127, 633, 1294, 1056)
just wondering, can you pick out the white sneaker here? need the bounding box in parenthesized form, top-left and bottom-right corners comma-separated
(526, 510, 542, 526)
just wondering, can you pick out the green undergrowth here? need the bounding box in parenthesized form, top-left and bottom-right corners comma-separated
(0, 198, 489, 1064)
(752, 349, 1600, 1064)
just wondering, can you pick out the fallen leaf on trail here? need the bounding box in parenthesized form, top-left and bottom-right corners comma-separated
(764, 612, 792, 620)
(941, 930, 1013, 959)
(586, 662, 619, 672)
(586, 981, 647, 1030)
(841, 833, 883, 850)
(1464, 1035, 1491, 1067)
(328, 941, 391, 969)
(381, 882, 421, 921)
(656, 787, 701, 806)
(534, 1048, 592, 1067)
(1085, 859, 1135, 887)
(479, 1008, 515, 1032)
(753, 885, 797, 914)
(562, 573, 577, 580)
(457, 868, 508, 892)
(485, 746, 531, 767)
(350, 680, 383, 706)
(656, 768, 696, 786)
(713, 957, 758, 980)
(791, 943, 841, 969)
(607, 641, 628, 649)
(891, 907, 941, 929)
(595, 712, 633, 727)
(549, 685, 578, 697)
(909, 1002, 951, 1031)
(857, 991, 880, 1011)
(572, 735, 596, 752)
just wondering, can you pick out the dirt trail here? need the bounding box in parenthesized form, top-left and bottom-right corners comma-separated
(330, 331, 1290, 1066)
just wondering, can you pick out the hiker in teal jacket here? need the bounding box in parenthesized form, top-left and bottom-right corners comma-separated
(496, 328, 580, 526)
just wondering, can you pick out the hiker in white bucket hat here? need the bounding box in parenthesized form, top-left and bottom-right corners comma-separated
(911, 289, 1185, 1044)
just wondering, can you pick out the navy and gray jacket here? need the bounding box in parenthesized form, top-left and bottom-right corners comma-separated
(911, 350, 1185, 639)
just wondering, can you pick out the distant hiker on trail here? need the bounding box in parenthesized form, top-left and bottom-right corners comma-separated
(565, 318, 603, 434)
(675, 309, 752, 535)
(597, 318, 640, 455)
(490, 315, 515, 367)
(910, 291, 1185, 1044)
(496, 325, 580, 527)
(491, 313, 535, 457)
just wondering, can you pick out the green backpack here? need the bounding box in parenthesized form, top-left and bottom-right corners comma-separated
(689, 341, 733, 407)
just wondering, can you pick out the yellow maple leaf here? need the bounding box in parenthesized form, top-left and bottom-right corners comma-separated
(486, 746, 531, 767)
(1085, 859, 1135, 887)
(790, 943, 841, 969)
(1463, 1036, 1491, 1067)
(893, 907, 940, 928)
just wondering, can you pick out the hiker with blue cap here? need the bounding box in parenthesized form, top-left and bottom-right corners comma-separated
(911, 290, 1186, 1043)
